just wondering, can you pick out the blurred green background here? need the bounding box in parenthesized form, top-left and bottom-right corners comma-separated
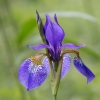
(0, 0, 100, 100)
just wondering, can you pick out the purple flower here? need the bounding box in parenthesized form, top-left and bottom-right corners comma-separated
(28, 14, 85, 61)
(18, 13, 95, 91)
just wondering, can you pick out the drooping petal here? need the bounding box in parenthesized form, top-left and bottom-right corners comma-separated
(27, 44, 49, 50)
(43, 54, 71, 78)
(42, 57, 50, 75)
(61, 43, 85, 49)
(61, 54, 71, 78)
(73, 57, 95, 84)
(18, 58, 47, 90)
(45, 21, 65, 49)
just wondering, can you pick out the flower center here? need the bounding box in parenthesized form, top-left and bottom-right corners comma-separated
(28, 61, 42, 74)
(28, 56, 43, 74)
(30, 56, 42, 65)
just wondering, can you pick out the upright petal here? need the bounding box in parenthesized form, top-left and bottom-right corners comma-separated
(45, 21, 65, 49)
(54, 14, 65, 32)
(18, 58, 47, 90)
(27, 44, 49, 50)
(61, 43, 85, 49)
(54, 14, 59, 25)
(54, 14, 65, 43)
(43, 54, 71, 78)
(44, 14, 51, 31)
(73, 57, 95, 83)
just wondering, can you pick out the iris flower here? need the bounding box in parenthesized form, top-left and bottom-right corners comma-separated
(18, 12, 95, 91)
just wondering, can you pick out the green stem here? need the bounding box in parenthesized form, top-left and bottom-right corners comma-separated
(48, 57, 55, 91)
(53, 95, 57, 100)
(53, 57, 63, 96)
(54, 61, 58, 72)
(49, 57, 63, 100)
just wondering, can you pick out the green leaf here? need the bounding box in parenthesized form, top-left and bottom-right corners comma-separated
(17, 18, 36, 44)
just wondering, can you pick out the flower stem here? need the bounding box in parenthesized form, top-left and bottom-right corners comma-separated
(48, 57, 55, 90)
(53, 57, 63, 96)
(50, 57, 63, 100)
(53, 95, 57, 100)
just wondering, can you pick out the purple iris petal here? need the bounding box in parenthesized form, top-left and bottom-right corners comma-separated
(27, 44, 49, 50)
(42, 57, 50, 74)
(43, 54, 71, 78)
(45, 20, 65, 49)
(73, 57, 95, 84)
(54, 14, 59, 25)
(44, 14, 50, 31)
(61, 54, 71, 78)
(54, 14, 65, 35)
(61, 43, 85, 49)
(18, 58, 47, 90)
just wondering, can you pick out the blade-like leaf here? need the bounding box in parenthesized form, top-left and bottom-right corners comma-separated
(17, 18, 36, 44)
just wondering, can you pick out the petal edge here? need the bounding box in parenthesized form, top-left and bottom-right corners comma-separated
(27, 44, 49, 50)
(61, 43, 85, 49)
